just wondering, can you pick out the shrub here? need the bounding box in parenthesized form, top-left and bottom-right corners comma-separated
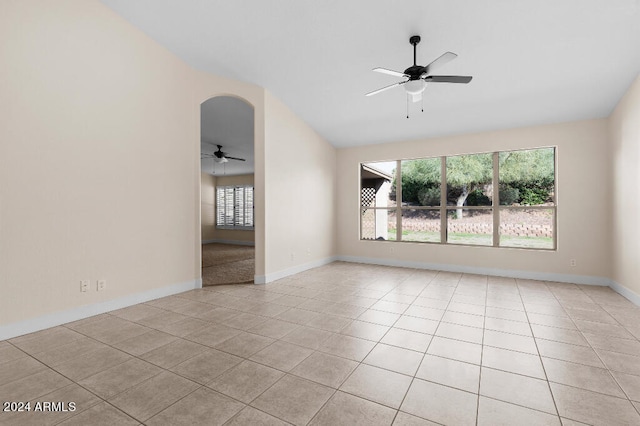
(499, 185, 520, 205)
(418, 187, 441, 206)
(520, 187, 548, 205)
(507, 177, 553, 205)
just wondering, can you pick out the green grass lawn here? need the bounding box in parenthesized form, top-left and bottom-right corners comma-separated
(400, 229, 440, 243)
(447, 233, 493, 246)
(500, 235, 553, 249)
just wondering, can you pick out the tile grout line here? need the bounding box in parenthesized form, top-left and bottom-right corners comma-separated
(475, 275, 489, 426)
(515, 277, 563, 423)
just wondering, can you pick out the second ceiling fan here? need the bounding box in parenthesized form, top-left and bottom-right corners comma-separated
(201, 144, 246, 163)
(366, 35, 472, 105)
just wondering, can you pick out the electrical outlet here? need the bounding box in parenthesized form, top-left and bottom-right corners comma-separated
(80, 280, 90, 292)
(290, 252, 295, 261)
(97, 280, 106, 291)
(306, 248, 311, 257)
(570, 259, 577, 267)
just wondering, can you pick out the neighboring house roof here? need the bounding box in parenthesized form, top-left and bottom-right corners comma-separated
(361, 164, 392, 181)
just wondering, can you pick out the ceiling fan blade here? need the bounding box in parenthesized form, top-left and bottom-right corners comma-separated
(224, 156, 246, 162)
(372, 67, 408, 78)
(424, 75, 472, 84)
(366, 81, 406, 97)
(423, 52, 457, 75)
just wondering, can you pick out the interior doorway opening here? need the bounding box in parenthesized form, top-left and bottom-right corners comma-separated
(200, 95, 255, 285)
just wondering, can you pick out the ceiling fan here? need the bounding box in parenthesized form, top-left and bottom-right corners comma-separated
(201, 144, 246, 163)
(366, 35, 472, 105)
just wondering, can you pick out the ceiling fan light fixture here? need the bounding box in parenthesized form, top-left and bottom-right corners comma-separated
(214, 157, 228, 163)
(404, 79, 426, 95)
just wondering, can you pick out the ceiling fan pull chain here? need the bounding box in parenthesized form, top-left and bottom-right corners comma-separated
(406, 95, 409, 119)
(421, 95, 424, 113)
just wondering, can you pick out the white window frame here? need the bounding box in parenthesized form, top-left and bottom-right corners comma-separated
(216, 185, 254, 230)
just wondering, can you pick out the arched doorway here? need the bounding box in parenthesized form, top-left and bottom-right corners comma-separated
(200, 96, 255, 285)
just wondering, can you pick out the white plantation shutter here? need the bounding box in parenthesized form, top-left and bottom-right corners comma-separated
(216, 187, 224, 225)
(234, 187, 244, 227)
(216, 185, 254, 229)
(245, 186, 254, 227)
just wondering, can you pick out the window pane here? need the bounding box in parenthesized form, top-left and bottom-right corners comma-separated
(500, 208, 554, 249)
(361, 161, 395, 209)
(447, 209, 493, 246)
(499, 148, 555, 206)
(401, 209, 440, 242)
(401, 158, 441, 206)
(361, 161, 396, 241)
(361, 208, 396, 241)
(446, 153, 493, 212)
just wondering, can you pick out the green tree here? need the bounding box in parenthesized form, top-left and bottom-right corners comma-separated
(447, 154, 493, 218)
(400, 158, 440, 204)
(499, 148, 554, 183)
(499, 148, 554, 205)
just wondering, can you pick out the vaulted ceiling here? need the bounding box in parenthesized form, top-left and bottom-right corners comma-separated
(101, 0, 640, 148)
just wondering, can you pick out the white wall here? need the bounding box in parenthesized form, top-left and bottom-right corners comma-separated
(262, 91, 337, 281)
(609, 74, 640, 300)
(0, 0, 267, 336)
(337, 119, 611, 283)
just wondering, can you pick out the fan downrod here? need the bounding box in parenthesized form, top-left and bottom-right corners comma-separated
(407, 35, 422, 75)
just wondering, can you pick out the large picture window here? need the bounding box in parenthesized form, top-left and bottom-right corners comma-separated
(216, 185, 254, 230)
(360, 147, 556, 250)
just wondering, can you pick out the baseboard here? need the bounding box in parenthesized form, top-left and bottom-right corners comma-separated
(337, 255, 611, 286)
(0, 279, 201, 341)
(608, 279, 640, 306)
(254, 256, 339, 284)
(203, 239, 255, 246)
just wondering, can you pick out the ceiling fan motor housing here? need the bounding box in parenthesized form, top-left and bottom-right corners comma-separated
(404, 65, 426, 80)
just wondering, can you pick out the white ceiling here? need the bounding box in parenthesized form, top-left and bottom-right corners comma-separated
(101, 0, 640, 148)
(201, 96, 254, 176)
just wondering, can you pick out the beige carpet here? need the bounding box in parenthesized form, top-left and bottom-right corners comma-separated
(202, 243, 254, 286)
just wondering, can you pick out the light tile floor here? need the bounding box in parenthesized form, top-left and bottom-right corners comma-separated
(2, 262, 640, 425)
